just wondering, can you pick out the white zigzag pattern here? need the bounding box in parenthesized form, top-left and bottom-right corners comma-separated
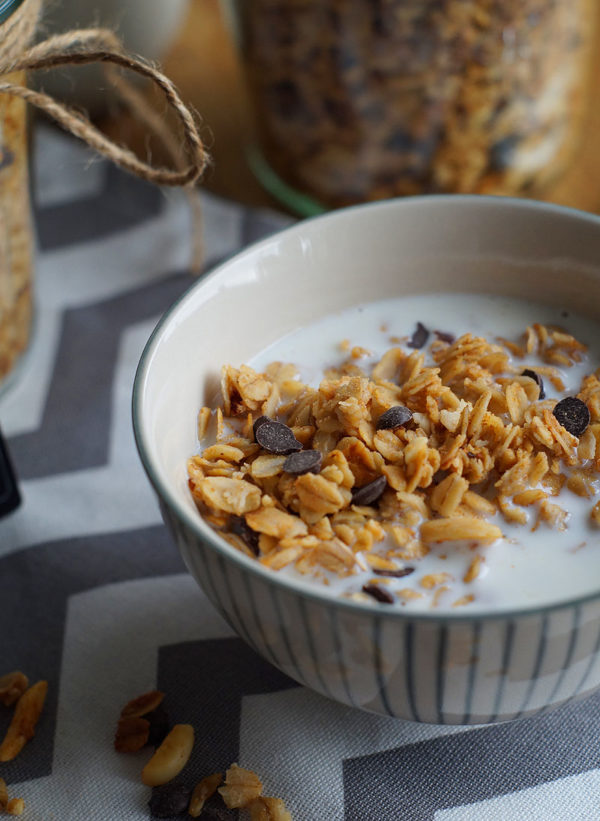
(1, 322, 162, 553)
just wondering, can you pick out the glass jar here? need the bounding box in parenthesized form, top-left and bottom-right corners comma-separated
(227, 0, 595, 215)
(0, 0, 35, 389)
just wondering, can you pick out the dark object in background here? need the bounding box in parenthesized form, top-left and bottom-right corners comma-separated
(0, 426, 20, 518)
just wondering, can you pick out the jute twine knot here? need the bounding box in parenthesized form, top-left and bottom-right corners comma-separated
(0, 0, 209, 268)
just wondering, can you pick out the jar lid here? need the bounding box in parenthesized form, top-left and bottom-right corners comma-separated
(0, 0, 26, 25)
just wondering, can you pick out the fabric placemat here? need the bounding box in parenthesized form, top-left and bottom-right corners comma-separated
(1, 124, 599, 821)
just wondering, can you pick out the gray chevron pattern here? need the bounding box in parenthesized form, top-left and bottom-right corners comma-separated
(1, 125, 600, 820)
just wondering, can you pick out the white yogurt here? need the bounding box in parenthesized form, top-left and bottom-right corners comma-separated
(246, 293, 600, 613)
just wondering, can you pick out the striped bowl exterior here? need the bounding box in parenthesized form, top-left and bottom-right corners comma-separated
(161, 499, 600, 725)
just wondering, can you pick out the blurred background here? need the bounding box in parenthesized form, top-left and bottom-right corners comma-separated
(37, 0, 600, 216)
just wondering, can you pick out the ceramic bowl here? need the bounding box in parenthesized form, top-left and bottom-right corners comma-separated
(133, 196, 600, 724)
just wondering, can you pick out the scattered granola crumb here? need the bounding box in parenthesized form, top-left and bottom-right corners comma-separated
(114, 716, 150, 753)
(0, 780, 25, 815)
(0, 673, 28, 708)
(188, 773, 223, 818)
(0, 680, 48, 763)
(218, 764, 263, 809)
(121, 689, 165, 718)
(248, 796, 293, 821)
(5, 797, 25, 816)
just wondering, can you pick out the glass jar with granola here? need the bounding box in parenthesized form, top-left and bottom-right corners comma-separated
(0, 0, 36, 389)
(225, 0, 596, 214)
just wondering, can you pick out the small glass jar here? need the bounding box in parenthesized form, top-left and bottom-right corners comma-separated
(0, 0, 35, 389)
(227, 0, 596, 214)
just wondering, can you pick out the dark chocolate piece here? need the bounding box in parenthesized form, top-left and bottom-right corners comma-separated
(407, 321, 429, 349)
(149, 783, 192, 818)
(522, 368, 545, 399)
(230, 515, 260, 556)
(376, 405, 413, 430)
(0, 426, 20, 519)
(146, 704, 170, 747)
(553, 397, 590, 437)
(202, 807, 230, 821)
(254, 418, 302, 454)
(252, 415, 270, 438)
(434, 330, 455, 344)
(283, 449, 323, 475)
(351, 475, 388, 506)
(372, 566, 415, 578)
(362, 583, 394, 604)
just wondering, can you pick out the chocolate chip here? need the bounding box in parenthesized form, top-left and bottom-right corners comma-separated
(252, 415, 270, 438)
(362, 583, 394, 604)
(407, 321, 429, 349)
(254, 418, 302, 454)
(202, 808, 230, 821)
(434, 330, 455, 344)
(376, 405, 413, 430)
(552, 397, 590, 437)
(351, 475, 388, 506)
(522, 369, 545, 399)
(149, 783, 192, 818)
(230, 515, 260, 556)
(146, 704, 170, 747)
(283, 449, 323, 475)
(372, 566, 415, 578)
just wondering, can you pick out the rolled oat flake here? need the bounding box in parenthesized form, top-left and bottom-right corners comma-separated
(552, 396, 590, 437)
(254, 418, 303, 454)
(522, 368, 545, 399)
(351, 475, 388, 506)
(376, 405, 413, 430)
(362, 583, 394, 604)
(283, 449, 322, 475)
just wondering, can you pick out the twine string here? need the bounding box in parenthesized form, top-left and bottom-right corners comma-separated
(0, 28, 209, 188)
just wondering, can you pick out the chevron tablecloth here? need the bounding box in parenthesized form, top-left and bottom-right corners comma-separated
(2, 125, 600, 821)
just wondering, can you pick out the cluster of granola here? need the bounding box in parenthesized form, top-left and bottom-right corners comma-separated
(115, 689, 292, 819)
(188, 323, 600, 607)
(239, 0, 593, 208)
(0, 671, 48, 816)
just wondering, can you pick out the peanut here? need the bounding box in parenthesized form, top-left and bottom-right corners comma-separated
(141, 724, 194, 787)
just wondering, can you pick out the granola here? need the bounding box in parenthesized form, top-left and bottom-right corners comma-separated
(188, 313, 600, 609)
(0, 680, 47, 763)
(112, 691, 293, 818)
(232, 0, 594, 209)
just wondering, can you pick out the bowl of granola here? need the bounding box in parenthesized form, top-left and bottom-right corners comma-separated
(134, 195, 600, 724)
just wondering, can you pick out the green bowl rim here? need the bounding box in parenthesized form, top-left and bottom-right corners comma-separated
(133, 193, 600, 623)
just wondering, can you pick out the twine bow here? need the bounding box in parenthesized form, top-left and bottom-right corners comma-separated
(0, 0, 209, 267)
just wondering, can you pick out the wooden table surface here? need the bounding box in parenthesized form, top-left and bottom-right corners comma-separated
(105, 0, 600, 216)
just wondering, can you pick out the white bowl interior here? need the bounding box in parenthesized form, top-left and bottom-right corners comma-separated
(135, 196, 600, 609)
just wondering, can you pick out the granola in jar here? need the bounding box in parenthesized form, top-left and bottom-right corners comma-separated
(0, 0, 36, 387)
(228, 0, 595, 212)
